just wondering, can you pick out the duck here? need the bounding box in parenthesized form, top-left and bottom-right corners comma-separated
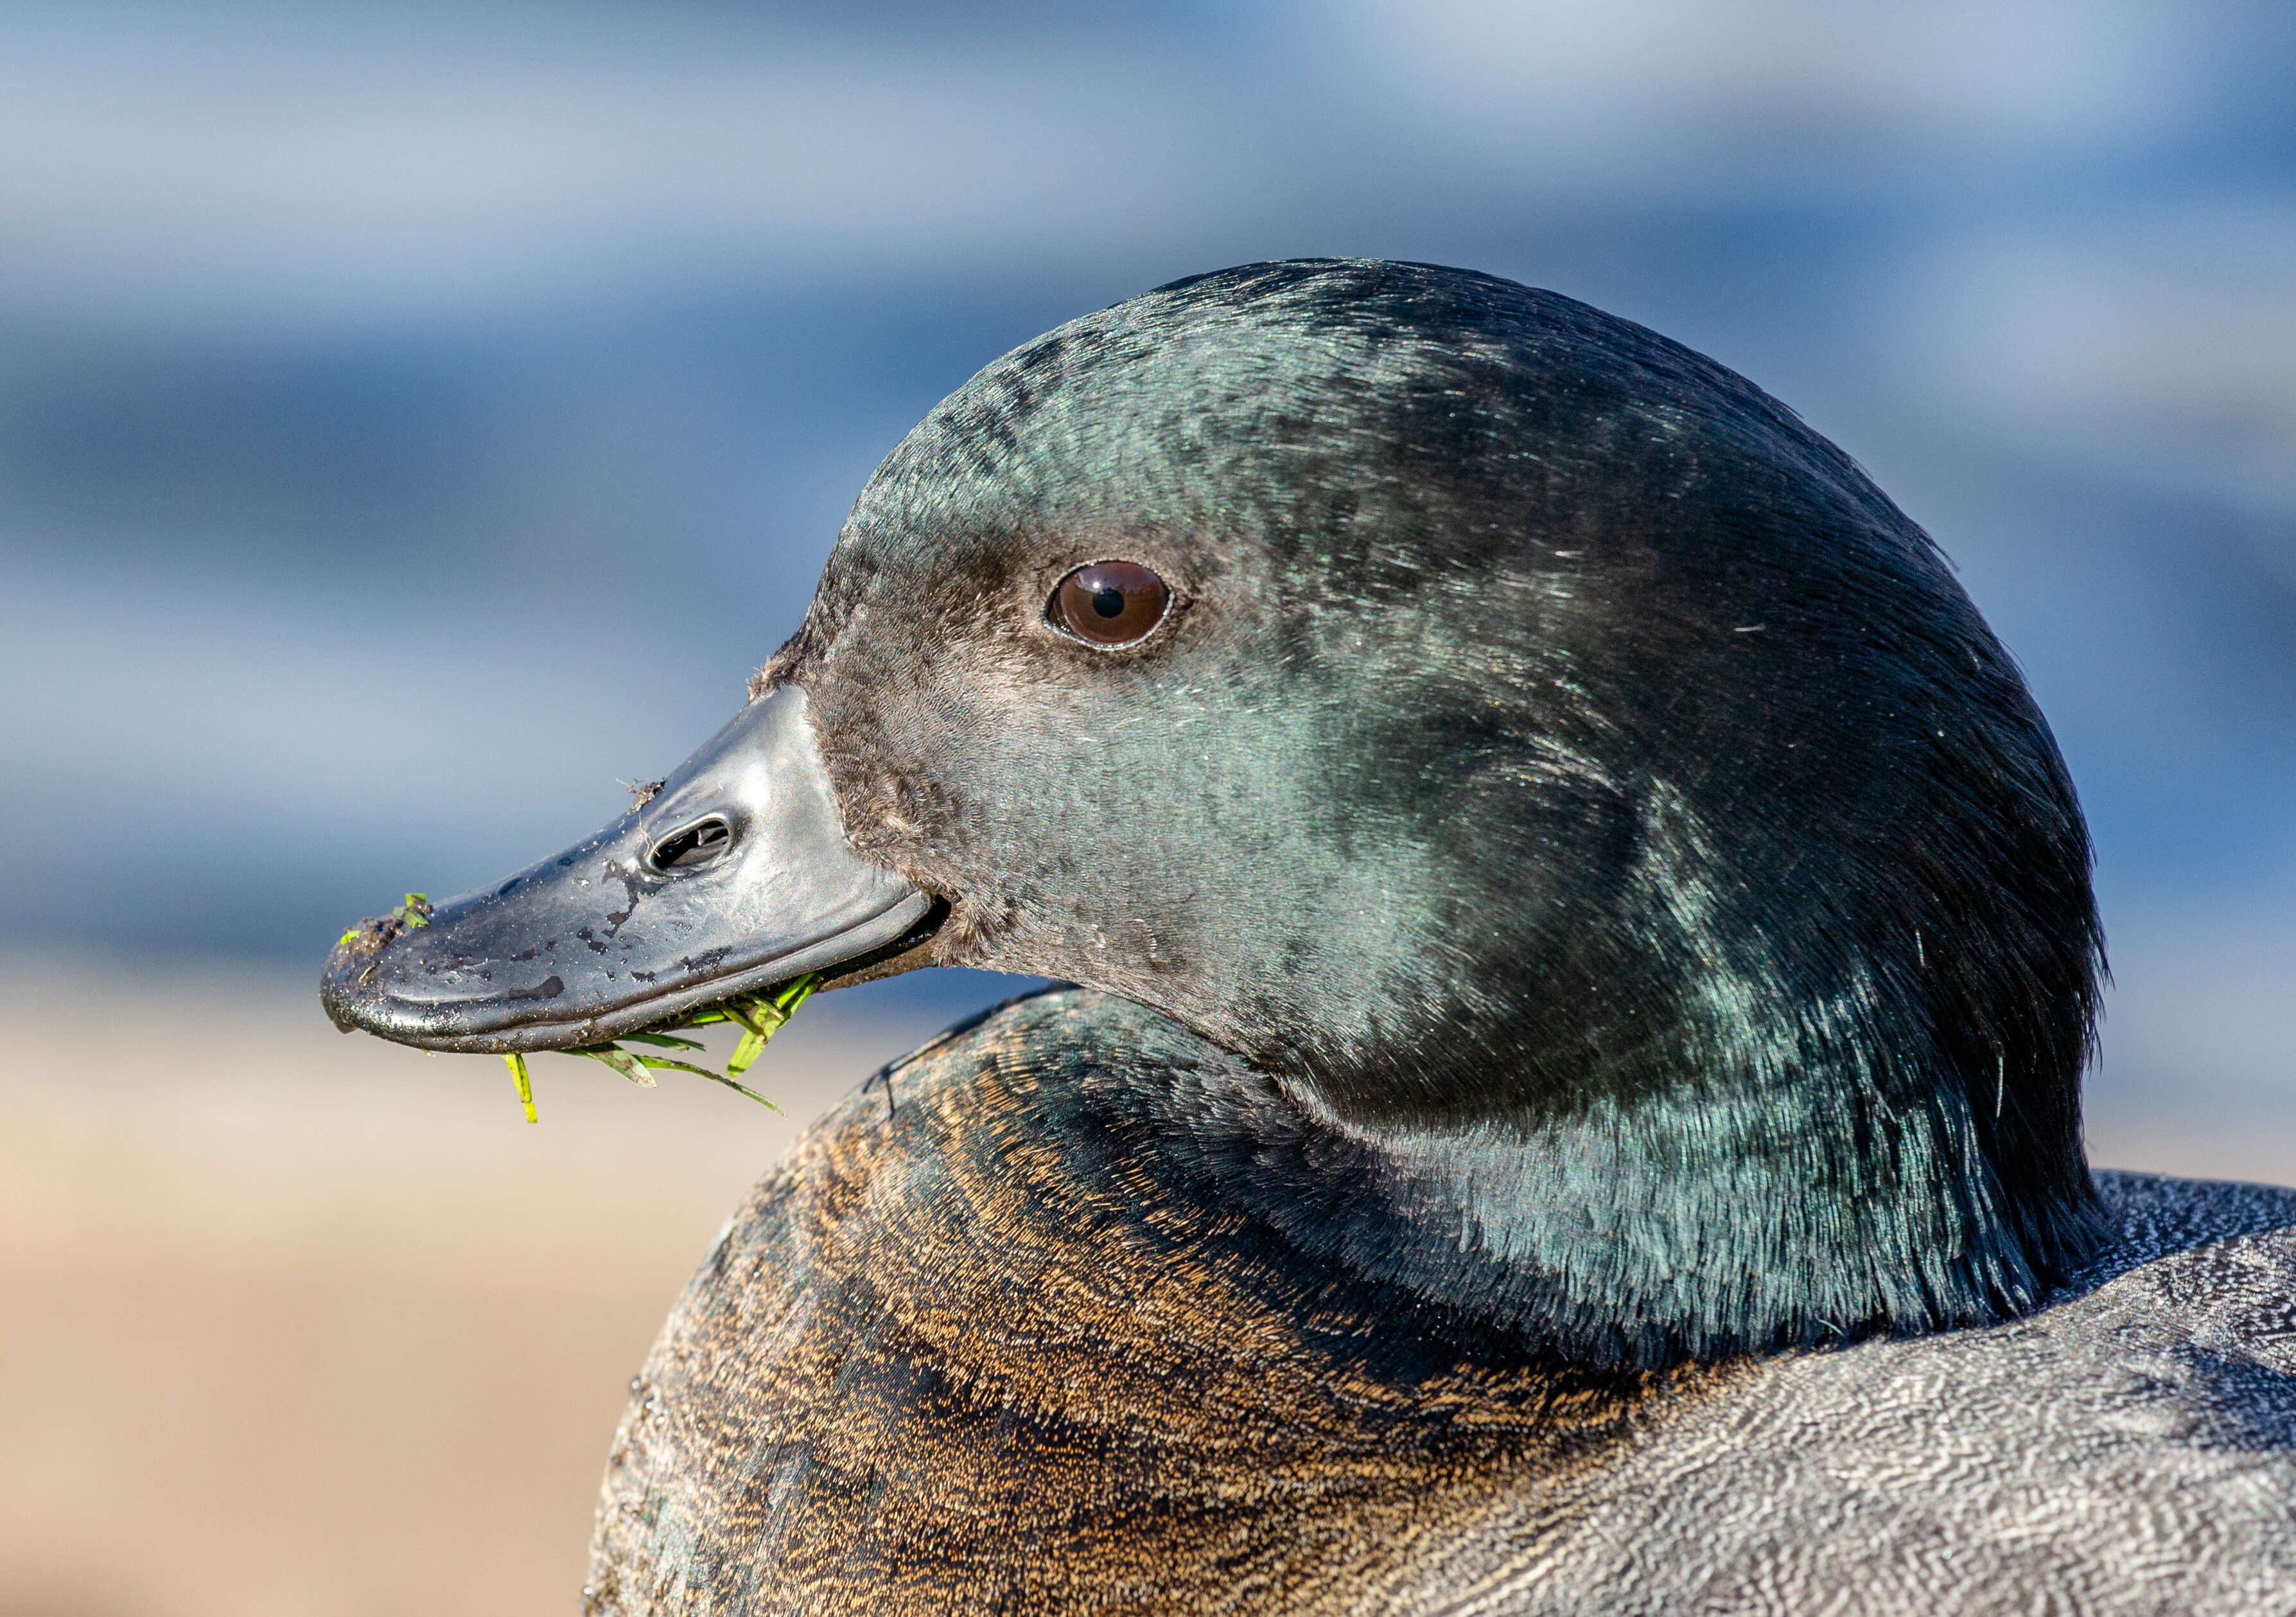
(321, 260, 2296, 1615)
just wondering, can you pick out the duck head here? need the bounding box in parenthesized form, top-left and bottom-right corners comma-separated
(325, 260, 2105, 1365)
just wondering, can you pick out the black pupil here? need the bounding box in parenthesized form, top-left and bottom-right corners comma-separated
(1091, 585, 1126, 619)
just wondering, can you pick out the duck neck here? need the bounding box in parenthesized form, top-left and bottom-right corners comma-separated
(1090, 1016, 2093, 1369)
(1280, 1069, 2075, 1365)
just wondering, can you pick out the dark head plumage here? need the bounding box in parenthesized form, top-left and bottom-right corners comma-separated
(327, 258, 2105, 1369)
(759, 258, 2105, 1364)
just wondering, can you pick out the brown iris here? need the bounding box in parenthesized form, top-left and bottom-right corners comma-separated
(1048, 560, 1171, 648)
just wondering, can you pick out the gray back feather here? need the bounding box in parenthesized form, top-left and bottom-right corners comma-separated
(1408, 1172, 2296, 1615)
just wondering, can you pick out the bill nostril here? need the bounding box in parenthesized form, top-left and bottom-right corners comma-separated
(649, 816, 733, 873)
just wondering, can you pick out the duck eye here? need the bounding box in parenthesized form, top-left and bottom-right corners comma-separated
(1048, 561, 1171, 648)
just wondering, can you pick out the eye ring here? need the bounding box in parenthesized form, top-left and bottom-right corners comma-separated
(1046, 560, 1172, 649)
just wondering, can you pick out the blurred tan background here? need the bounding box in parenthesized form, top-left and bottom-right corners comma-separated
(0, 959, 961, 1617)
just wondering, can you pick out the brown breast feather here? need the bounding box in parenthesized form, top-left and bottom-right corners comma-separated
(582, 993, 1736, 1614)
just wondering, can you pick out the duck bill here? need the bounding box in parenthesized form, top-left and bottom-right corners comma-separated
(319, 685, 934, 1054)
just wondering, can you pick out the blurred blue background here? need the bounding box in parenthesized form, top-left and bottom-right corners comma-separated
(1, 0, 2291, 1171)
